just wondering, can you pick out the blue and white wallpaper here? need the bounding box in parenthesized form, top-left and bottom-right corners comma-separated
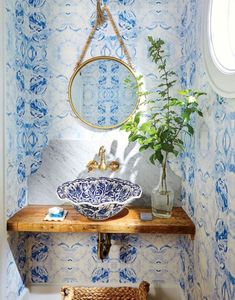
(4, 0, 235, 299)
(26, 233, 190, 287)
(26, 0, 189, 294)
(5, 0, 32, 298)
(6, 233, 28, 299)
(180, 0, 235, 299)
(6, 0, 50, 219)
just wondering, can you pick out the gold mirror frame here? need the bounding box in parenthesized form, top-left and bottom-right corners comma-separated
(68, 56, 139, 130)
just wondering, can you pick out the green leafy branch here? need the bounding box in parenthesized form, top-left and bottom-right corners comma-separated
(121, 36, 205, 191)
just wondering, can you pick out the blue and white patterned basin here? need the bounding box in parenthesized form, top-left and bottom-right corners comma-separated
(57, 177, 142, 220)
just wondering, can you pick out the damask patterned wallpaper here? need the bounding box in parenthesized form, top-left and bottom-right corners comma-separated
(5, 0, 193, 298)
(24, 0, 191, 294)
(5, 0, 30, 298)
(181, 0, 235, 299)
(6, 0, 235, 299)
(6, 0, 50, 218)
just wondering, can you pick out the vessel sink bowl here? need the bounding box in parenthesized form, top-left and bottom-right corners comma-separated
(57, 177, 142, 220)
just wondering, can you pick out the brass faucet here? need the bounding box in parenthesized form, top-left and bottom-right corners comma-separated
(87, 146, 119, 172)
(98, 146, 107, 171)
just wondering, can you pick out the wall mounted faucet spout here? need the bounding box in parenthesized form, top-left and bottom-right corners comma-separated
(86, 146, 119, 172)
(98, 146, 107, 171)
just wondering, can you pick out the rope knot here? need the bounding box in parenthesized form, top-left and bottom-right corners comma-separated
(96, 0, 105, 27)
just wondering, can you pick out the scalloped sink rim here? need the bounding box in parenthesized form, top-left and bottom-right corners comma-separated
(57, 177, 142, 220)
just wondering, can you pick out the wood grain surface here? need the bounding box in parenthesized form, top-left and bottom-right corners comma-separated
(7, 205, 195, 238)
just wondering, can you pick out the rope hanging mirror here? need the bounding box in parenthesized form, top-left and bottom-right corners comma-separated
(68, 0, 139, 130)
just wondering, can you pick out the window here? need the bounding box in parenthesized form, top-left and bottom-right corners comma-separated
(210, 0, 235, 73)
(203, 0, 235, 97)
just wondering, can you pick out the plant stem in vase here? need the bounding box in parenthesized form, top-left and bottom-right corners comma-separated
(120, 36, 205, 218)
(151, 156, 174, 218)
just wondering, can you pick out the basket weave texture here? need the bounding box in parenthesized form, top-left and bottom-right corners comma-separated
(61, 281, 150, 300)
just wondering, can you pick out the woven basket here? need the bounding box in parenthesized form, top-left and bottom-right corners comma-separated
(61, 281, 150, 300)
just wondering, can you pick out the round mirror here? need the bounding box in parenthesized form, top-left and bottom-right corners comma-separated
(68, 56, 139, 129)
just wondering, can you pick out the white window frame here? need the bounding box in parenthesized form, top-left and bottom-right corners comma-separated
(202, 0, 235, 98)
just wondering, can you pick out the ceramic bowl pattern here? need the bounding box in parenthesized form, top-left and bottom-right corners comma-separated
(57, 177, 142, 220)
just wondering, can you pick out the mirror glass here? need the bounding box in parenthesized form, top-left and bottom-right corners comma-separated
(68, 56, 138, 129)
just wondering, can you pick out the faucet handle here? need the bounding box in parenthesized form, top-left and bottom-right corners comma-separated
(108, 161, 120, 171)
(87, 160, 99, 172)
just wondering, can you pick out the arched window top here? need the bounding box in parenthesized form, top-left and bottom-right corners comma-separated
(209, 0, 235, 74)
(203, 0, 235, 98)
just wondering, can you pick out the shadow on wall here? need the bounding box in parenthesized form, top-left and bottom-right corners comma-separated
(7, 232, 29, 297)
(7, 231, 186, 300)
(27, 139, 182, 207)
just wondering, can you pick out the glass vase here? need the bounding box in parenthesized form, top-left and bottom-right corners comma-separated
(151, 163, 174, 218)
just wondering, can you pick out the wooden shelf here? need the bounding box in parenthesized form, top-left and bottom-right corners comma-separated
(7, 205, 195, 238)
